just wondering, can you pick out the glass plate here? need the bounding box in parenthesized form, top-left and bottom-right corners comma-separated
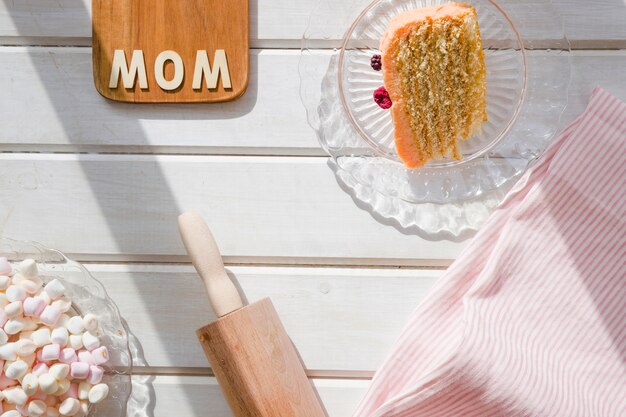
(0, 238, 132, 417)
(300, 0, 571, 233)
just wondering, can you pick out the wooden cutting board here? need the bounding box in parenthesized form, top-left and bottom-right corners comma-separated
(92, 0, 249, 103)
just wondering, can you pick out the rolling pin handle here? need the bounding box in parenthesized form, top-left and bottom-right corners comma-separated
(178, 211, 244, 317)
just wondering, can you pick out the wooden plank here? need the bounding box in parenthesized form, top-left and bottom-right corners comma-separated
(89, 264, 440, 371)
(128, 375, 368, 417)
(2, 48, 626, 154)
(0, 0, 624, 47)
(0, 153, 465, 264)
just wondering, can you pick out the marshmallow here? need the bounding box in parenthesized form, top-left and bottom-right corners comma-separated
(5, 287, 25, 303)
(0, 330, 7, 346)
(21, 373, 38, 396)
(65, 317, 84, 335)
(15, 339, 36, 357)
(22, 318, 38, 331)
(81, 332, 99, 352)
(32, 363, 49, 377)
(76, 351, 93, 365)
(58, 348, 76, 365)
(3, 387, 27, 406)
(5, 360, 28, 380)
(91, 346, 108, 365)
(28, 400, 47, 417)
(68, 335, 83, 351)
(75, 401, 88, 417)
(38, 374, 58, 395)
(46, 409, 60, 417)
(4, 302, 22, 319)
(39, 306, 62, 326)
(51, 296, 72, 314)
(55, 379, 70, 396)
(69, 362, 89, 380)
(81, 314, 98, 333)
(0, 295, 7, 309)
(18, 279, 42, 295)
(77, 382, 91, 401)
(0, 276, 10, 291)
(41, 344, 61, 362)
(18, 260, 37, 278)
(0, 344, 16, 361)
(50, 328, 68, 347)
(0, 373, 17, 390)
(87, 383, 109, 404)
(38, 291, 52, 306)
(31, 328, 52, 347)
(0, 310, 7, 329)
(58, 398, 79, 416)
(0, 258, 11, 275)
(23, 298, 46, 318)
(0, 411, 20, 417)
(49, 364, 70, 381)
(21, 353, 36, 368)
(4, 319, 25, 335)
(86, 366, 103, 385)
(43, 280, 65, 301)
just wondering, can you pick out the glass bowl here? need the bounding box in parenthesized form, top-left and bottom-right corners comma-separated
(0, 238, 132, 417)
(338, 0, 526, 166)
(300, 0, 570, 233)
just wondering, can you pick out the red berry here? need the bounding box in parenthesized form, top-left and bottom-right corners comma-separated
(373, 86, 392, 109)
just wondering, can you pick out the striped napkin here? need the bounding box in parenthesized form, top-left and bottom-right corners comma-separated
(354, 87, 626, 417)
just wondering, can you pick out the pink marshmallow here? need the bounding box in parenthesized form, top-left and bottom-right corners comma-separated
(23, 297, 46, 318)
(59, 348, 77, 364)
(32, 362, 49, 376)
(41, 343, 61, 361)
(39, 305, 61, 326)
(77, 350, 94, 365)
(91, 346, 109, 365)
(70, 362, 89, 379)
(36, 349, 50, 364)
(60, 383, 78, 401)
(0, 309, 7, 327)
(0, 373, 18, 389)
(87, 366, 104, 385)
(0, 258, 11, 275)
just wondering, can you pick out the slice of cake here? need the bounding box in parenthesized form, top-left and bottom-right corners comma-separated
(380, 2, 487, 168)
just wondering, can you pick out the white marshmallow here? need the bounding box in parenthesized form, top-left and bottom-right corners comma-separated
(28, 399, 47, 417)
(51, 296, 72, 313)
(15, 339, 36, 357)
(81, 332, 100, 352)
(55, 378, 70, 396)
(18, 259, 38, 277)
(51, 327, 69, 347)
(0, 276, 10, 291)
(43, 280, 65, 300)
(22, 318, 38, 331)
(21, 353, 36, 368)
(77, 382, 91, 400)
(68, 335, 83, 351)
(5, 286, 25, 303)
(66, 317, 84, 335)
(19, 279, 42, 295)
(87, 383, 109, 404)
(82, 314, 98, 333)
(0, 294, 8, 309)
(38, 291, 52, 306)
(5, 360, 28, 380)
(0, 343, 16, 361)
(3, 387, 27, 406)
(4, 319, 25, 335)
(38, 374, 58, 394)
(49, 363, 70, 381)
(0, 330, 8, 346)
(4, 302, 22, 319)
(0, 410, 20, 417)
(31, 328, 52, 347)
(76, 401, 88, 417)
(21, 373, 38, 396)
(59, 398, 80, 416)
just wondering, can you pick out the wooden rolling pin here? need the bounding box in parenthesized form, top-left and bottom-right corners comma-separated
(178, 211, 327, 417)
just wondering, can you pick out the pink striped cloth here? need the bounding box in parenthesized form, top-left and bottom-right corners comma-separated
(354, 87, 626, 417)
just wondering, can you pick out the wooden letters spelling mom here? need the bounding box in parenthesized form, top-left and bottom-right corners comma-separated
(92, 0, 249, 103)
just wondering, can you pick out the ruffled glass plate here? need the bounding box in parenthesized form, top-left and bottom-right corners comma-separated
(0, 238, 132, 417)
(300, 0, 570, 234)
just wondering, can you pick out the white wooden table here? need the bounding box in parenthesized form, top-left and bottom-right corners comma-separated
(0, 1, 624, 415)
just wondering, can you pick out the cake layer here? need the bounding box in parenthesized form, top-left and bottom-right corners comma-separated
(380, 2, 487, 168)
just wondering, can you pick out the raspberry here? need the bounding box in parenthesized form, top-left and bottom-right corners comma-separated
(370, 54, 382, 71)
(373, 86, 392, 109)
